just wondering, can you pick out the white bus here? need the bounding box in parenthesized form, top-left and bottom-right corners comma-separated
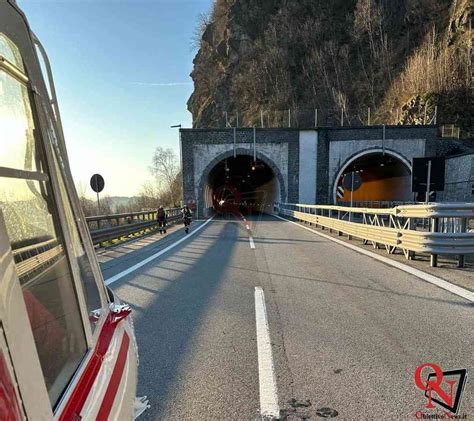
(0, 1, 140, 419)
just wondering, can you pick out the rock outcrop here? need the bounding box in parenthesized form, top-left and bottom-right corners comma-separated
(188, 0, 472, 137)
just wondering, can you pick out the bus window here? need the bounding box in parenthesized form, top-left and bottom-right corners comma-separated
(50, 145, 104, 330)
(0, 32, 24, 71)
(0, 37, 87, 407)
(0, 48, 37, 171)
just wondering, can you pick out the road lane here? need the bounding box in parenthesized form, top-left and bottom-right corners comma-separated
(252, 216, 473, 419)
(104, 215, 473, 420)
(108, 219, 263, 420)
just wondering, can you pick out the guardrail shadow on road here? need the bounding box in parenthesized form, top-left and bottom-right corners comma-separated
(112, 220, 238, 418)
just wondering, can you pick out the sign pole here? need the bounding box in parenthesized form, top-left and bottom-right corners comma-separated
(94, 176, 100, 214)
(253, 127, 256, 162)
(350, 172, 354, 207)
(96, 191, 100, 214)
(233, 127, 236, 158)
(425, 160, 432, 204)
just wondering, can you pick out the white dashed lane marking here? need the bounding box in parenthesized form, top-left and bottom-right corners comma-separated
(255, 287, 280, 418)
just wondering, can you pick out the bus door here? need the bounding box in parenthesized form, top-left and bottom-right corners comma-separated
(0, 210, 52, 419)
(1, 3, 138, 420)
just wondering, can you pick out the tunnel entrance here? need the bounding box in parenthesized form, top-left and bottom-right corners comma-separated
(204, 155, 281, 215)
(335, 152, 412, 204)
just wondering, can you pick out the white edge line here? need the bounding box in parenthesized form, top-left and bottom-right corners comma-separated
(104, 217, 214, 286)
(249, 236, 256, 249)
(274, 214, 474, 303)
(255, 287, 280, 418)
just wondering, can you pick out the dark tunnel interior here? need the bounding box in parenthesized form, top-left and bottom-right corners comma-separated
(205, 155, 280, 214)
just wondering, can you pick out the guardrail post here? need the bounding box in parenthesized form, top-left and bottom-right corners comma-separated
(458, 218, 467, 268)
(430, 217, 439, 267)
(337, 210, 342, 236)
(408, 217, 415, 260)
(348, 210, 352, 240)
(329, 209, 332, 233)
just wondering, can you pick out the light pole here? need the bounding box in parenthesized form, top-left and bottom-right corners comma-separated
(171, 124, 183, 207)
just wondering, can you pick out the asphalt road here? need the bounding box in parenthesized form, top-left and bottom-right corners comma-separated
(102, 215, 473, 420)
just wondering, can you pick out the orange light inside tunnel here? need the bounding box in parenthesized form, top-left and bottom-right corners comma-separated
(337, 153, 411, 203)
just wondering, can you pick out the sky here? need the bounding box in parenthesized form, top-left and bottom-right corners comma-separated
(18, 0, 211, 197)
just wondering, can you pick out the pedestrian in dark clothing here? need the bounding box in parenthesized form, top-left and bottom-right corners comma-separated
(182, 205, 192, 234)
(157, 205, 167, 234)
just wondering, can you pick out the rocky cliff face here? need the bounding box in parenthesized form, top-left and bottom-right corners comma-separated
(188, 0, 472, 136)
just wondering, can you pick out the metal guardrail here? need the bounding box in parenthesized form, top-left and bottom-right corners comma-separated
(86, 208, 182, 245)
(275, 202, 474, 267)
(12, 239, 63, 280)
(337, 200, 414, 208)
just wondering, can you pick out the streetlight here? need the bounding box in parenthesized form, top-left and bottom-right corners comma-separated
(171, 124, 183, 208)
(170, 124, 182, 167)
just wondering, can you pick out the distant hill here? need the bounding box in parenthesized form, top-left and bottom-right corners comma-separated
(189, 0, 472, 137)
(107, 196, 133, 212)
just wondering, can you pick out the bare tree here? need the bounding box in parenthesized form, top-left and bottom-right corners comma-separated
(150, 147, 182, 207)
(76, 182, 96, 216)
(131, 181, 160, 210)
(191, 11, 211, 51)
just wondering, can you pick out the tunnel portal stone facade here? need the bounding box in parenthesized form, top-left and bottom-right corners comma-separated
(180, 126, 472, 215)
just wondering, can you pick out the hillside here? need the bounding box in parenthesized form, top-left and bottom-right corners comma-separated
(188, 0, 472, 136)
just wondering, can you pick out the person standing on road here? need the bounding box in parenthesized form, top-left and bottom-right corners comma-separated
(182, 205, 192, 234)
(157, 205, 167, 234)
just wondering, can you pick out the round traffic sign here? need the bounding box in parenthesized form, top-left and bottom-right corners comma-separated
(90, 174, 105, 193)
(343, 172, 362, 191)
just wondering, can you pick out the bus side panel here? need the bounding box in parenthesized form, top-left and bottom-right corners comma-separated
(55, 312, 138, 421)
(0, 329, 24, 420)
